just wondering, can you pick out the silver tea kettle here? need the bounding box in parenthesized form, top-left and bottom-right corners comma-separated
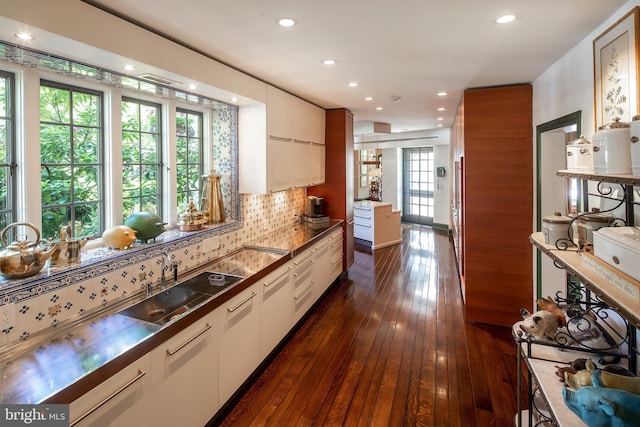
(0, 222, 59, 279)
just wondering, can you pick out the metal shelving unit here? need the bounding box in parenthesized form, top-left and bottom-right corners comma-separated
(516, 170, 640, 426)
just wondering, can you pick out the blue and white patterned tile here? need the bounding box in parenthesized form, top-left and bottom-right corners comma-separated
(6, 292, 44, 343)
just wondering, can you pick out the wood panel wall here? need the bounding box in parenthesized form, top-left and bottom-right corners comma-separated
(308, 108, 355, 271)
(451, 84, 533, 327)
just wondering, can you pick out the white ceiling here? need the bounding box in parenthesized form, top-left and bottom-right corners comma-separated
(47, 1, 636, 132)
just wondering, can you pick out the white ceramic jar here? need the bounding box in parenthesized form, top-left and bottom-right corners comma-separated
(592, 119, 632, 175)
(565, 135, 593, 172)
(542, 212, 573, 245)
(577, 210, 614, 245)
(630, 115, 640, 176)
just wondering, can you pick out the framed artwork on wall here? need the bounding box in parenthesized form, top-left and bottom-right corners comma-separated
(593, 6, 640, 130)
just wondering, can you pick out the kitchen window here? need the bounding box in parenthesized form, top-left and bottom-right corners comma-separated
(121, 97, 163, 218)
(0, 41, 239, 240)
(0, 71, 16, 231)
(40, 80, 104, 239)
(176, 108, 204, 209)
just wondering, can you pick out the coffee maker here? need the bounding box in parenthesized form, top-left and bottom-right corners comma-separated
(305, 196, 324, 217)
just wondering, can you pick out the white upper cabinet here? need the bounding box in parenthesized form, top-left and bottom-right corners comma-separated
(239, 85, 325, 194)
(266, 85, 294, 140)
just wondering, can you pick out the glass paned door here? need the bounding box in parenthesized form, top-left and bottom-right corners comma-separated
(402, 147, 434, 225)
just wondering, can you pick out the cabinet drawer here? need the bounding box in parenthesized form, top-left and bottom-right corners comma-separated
(354, 223, 373, 242)
(70, 354, 151, 427)
(330, 253, 343, 278)
(353, 209, 373, 226)
(293, 263, 315, 323)
(293, 247, 315, 275)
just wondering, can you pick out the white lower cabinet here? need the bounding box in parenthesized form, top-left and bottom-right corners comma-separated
(217, 282, 261, 405)
(69, 227, 346, 425)
(292, 246, 316, 324)
(70, 354, 152, 427)
(260, 261, 293, 358)
(313, 237, 332, 296)
(150, 311, 218, 427)
(328, 233, 344, 287)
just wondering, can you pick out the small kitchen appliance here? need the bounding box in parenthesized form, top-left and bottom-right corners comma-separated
(305, 196, 324, 217)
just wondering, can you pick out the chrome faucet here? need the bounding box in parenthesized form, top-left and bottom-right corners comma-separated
(160, 251, 174, 290)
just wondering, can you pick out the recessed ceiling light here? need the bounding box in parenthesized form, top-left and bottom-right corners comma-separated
(437, 124, 443, 127)
(437, 91, 448, 97)
(322, 59, 336, 65)
(437, 107, 446, 111)
(188, 83, 197, 90)
(348, 82, 359, 87)
(278, 17, 297, 27)
(496, 14, 517, 24)
(376, 106, 383, 111)
(231, 97, 238, 103)
(364, 96, 373, 101)
(123, 64, 135, 72)
(15, 32, 34, 41)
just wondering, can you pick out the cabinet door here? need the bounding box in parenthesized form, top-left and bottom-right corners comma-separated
(310, 142, 325, 186)
(291, 139, 312, 188)
(260, 262, 293, 357)
(329, 234, 344, 282)
(266, 85, 292, 140)
(70, 354, 152, 427)
(266, 137, 293, 192)
(292, 248, 316, 324)
(292, 98, 325, 144)
(313, 237, 332, 296)
(218, 283, 260, 404)
(150, 312, 217, 427)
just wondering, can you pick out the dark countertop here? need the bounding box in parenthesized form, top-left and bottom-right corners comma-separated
(0, 221, 343, 405)
(245, 219, 343, 255)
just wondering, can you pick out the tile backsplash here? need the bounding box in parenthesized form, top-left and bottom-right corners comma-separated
(0, 188, 307, 348)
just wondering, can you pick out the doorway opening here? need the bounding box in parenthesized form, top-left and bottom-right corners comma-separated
(536, 111, 582, 300)
(402, 147, 434, 226)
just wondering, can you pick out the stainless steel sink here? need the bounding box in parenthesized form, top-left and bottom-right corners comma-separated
(118, 287, 210, 325)
(176, 272, 244, 296)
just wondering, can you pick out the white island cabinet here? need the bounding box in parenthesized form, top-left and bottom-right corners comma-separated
(69, 354, 152, 427)
(353, 201, 401, 250)
(151, 310, 218, 427)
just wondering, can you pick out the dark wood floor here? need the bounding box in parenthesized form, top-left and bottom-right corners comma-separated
(215, 224, 521, 426)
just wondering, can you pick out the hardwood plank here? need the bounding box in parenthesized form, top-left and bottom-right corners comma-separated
(215, 224, 520, 427)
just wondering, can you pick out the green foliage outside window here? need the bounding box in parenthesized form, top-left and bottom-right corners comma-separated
(0, 72, 15, 232)
(121, 97, 162, 220)
(176, 109, 203, 210)
(40, 82, 103, 240)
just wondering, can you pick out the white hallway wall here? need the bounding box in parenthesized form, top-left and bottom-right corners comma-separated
(531, 1, 640, 307)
